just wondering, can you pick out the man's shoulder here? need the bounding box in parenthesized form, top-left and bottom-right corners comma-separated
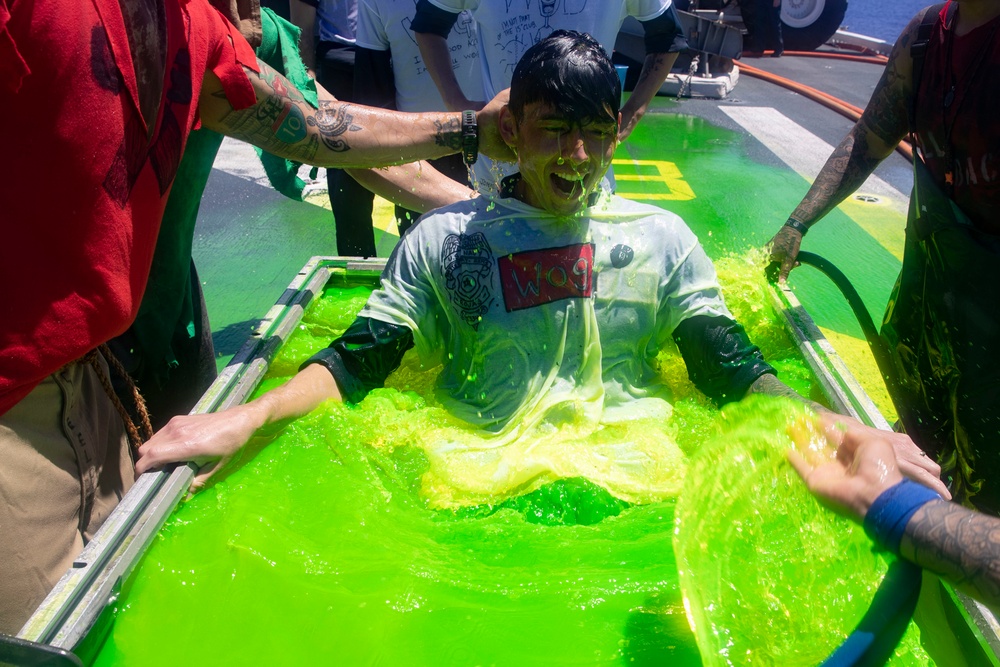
(593, 195, 687, 225)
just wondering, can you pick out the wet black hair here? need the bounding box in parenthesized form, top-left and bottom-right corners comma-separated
(508, 30, 621, 128)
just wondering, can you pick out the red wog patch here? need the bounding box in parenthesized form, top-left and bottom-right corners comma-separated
(498, 243, 595, 312)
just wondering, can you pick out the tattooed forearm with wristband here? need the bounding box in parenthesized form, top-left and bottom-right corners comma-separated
(198, 59, 510, 169)
(790, 413, 1000, 609)
(765, 13, 923, 281)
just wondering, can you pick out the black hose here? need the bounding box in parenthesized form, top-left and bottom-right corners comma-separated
(821, 559, 923, 667)
(794, 252, 895, 379)
(768, 252, 907, 419)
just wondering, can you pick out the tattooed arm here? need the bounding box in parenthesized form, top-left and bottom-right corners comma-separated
(346, 163, 475, 214)
(788, 415, 1000, 607)
(198, 59, 504, 168)
(767, 11, 925, 280)
(902, 500, 1000, 609)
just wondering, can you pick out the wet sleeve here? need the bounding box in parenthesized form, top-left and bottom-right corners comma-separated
(672, 314, 776, 405)
(411, 0, 460, 38)
(300, 316, 415, 404)
(203, 2, 259, 111)
(640, 4, 689, 54)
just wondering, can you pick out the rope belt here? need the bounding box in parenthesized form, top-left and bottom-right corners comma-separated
(80, 344, 154, 451)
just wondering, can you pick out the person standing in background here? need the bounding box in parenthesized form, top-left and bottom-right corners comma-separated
(738, 0, 783, 57)
(314, 0, 380, 257)
(411, 0, 688, 190)
(760, 0, 783, 57)
(351, 0, 482, 236)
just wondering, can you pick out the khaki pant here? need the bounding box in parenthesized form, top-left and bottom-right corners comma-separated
(0, 355, 134, 635)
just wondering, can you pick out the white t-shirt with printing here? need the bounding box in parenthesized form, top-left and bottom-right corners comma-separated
(360, 190, 731, 433)
(355, 0, 483, 112)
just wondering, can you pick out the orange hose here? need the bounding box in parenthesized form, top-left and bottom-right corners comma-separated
(736, 58, 914, 162)
(763, 50, 889, 64)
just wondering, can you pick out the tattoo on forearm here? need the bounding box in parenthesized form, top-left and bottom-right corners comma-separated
(793, 127, 885, 223)
(211, 60, 361, 163)
(635, 53, 668, 86)
(308, 101, 361, 153)
(904, 501, 1000, 605)
(792, 24, 911, 226)
(433, 116, 462, 152)
(258, 65, 307, 103)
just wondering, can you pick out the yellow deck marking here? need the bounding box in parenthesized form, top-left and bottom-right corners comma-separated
(612, 159, 696, 201)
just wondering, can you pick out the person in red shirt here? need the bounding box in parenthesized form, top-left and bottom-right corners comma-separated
(0, 0, 505, 633)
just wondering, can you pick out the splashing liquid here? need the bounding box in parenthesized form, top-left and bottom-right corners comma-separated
(91, 257, 932, 666)
(675, 398, 930, 666)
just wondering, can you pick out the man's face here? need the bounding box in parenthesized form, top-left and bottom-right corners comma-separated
(500, 102, 619, 216)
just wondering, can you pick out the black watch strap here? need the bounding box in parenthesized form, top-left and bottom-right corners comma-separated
(461, 110, 478, 165)
(783, 216, 810, 236)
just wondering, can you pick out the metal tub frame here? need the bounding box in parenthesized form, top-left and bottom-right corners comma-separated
(13, 256, 1000, 665)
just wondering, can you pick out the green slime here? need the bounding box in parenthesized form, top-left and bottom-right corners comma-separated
(92, 259, 930, 666)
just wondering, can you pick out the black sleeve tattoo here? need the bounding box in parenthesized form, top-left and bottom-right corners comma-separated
(309, 100, 361, 153)
(790, 15, 919, 226)
(902, 500, 1000, 608)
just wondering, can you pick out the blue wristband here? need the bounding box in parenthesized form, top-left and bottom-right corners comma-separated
(863, 479, 941, 554)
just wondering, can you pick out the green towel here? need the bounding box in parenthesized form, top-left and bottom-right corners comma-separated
(254, 7, 320, 200)
(127, 8, 319, 390)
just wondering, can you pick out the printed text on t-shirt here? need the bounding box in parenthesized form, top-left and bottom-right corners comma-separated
(499, 243, 594, 311)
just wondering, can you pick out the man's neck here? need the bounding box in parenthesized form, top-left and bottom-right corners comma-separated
(954, 1, 1000, 35)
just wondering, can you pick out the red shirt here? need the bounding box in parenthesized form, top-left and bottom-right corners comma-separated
(914, 2, 1000, 234)
(0, 0, 258, 416)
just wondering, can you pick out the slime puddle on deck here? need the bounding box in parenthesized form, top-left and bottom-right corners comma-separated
(92, 261, 931, 666)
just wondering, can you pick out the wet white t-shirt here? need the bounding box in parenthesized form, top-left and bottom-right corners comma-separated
(360, 190, 731, 433)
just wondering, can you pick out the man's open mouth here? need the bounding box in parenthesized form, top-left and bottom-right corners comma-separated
(551, 172, 583, 196)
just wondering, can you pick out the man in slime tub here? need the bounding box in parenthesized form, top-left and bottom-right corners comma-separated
(136, 30, 946, 500)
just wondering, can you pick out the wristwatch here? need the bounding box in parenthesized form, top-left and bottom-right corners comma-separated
(461, 110, 478, 166)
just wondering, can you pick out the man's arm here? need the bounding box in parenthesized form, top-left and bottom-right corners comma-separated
(767, 11, 922, 280)
(135, 316, 414, 488)
(198, 58, 506, 168)
(346, 163, 475, 213)
(618, 6, 687, 142)
(343, 42, 476, 211)
(134, 364, 340, 490)
(789, 414, 999, 608)
(618, 52, 678, 141)
(412, 1, 483, 111)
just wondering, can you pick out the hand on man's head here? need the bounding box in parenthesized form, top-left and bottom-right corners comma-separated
(478, 89, 516, 163)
